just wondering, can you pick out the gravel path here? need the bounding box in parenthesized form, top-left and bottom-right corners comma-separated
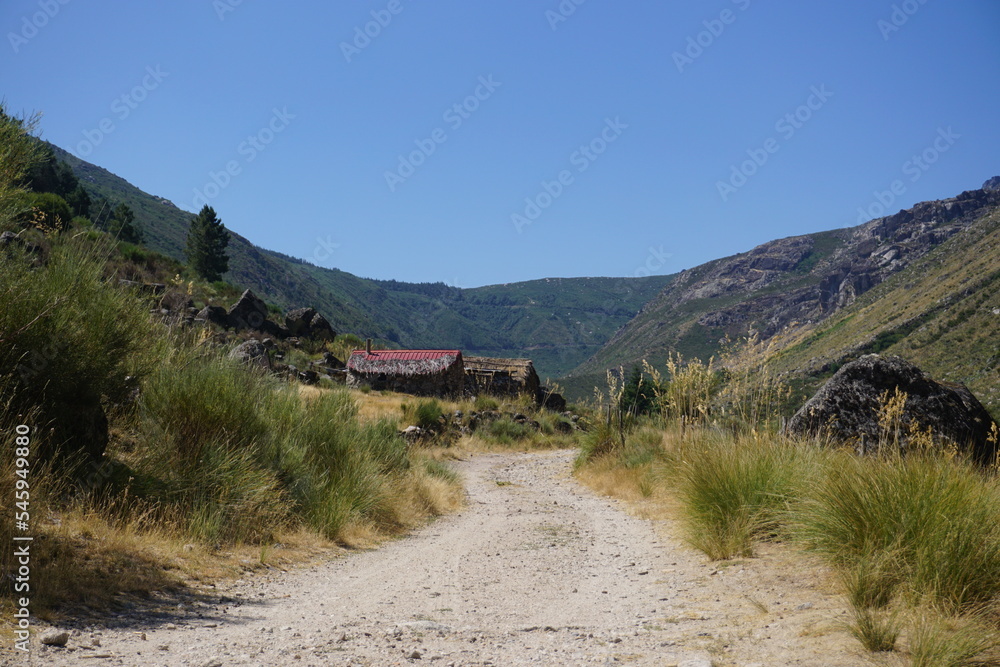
(20, 450, 862, 666)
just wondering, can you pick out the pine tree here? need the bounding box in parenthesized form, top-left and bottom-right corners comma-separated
(108, 203, 143, 244)
(186, 205, 230, 282)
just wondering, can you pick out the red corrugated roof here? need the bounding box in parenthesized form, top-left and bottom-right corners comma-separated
(349, 350, 461, 362)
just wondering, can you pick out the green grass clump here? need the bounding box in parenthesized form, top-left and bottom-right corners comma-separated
(794, 453, 1000, 612)
(404, 399, 446, 431)
(848, 608, 900, 653)
(473, 394, 500, 411)
(907, 611, 1000, 667)
(668, 433, 809, 560)
(483, 418, 534, 446)
(621, 427, 663, 469)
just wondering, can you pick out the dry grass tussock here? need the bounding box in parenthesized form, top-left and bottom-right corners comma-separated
(575, 346, 1000, 663)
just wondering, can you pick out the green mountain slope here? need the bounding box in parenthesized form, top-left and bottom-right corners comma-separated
(770, 205, 1000, 416)
(565, 184, 1000, 401)
(55, 144, 672, 381)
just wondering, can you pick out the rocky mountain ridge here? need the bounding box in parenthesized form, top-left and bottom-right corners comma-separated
(563, 180, 1000, 398)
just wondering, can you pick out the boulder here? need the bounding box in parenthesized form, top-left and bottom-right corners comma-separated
(297, 369, 319, 385)
(159, 291, 194, 312)
(0, 230, 42, 256)
(537, 387, 567, 412)
(308, 312, 336, 341)
(321, 351, 345, 369)
(197, 305, 231, 328)
(284, 307, 316, 337)
(400, 425, 423, 445)
(228, 340, 271, 370)
(786, 354, 998, 465)
(40, 630, 70, 647)
(0, 230, 19, 247)
(227, 289, 269, 331)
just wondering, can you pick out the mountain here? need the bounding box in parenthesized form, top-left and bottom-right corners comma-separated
(54, 144, 672, 381)
(564, 182, 1000, 406)
(769, 201, 1000, 415)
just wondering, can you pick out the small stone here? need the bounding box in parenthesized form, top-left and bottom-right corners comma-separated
(408, 649, 423, 659)
(795, 602, 814, 610)
(165, 623, 177, 630)
(201, 659, 223, 667)
(41, 630, 70, 646)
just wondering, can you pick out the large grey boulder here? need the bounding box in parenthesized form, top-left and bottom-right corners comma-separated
(284, 307, 316, 337)
(228, 340, 271, 370)
(227, 290, 269, 331)
(308, 312, 336, 341)
(786, 354, 998, 465)
(196, 305, 231, 328)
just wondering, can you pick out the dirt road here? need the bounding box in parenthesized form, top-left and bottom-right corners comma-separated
(25, 450, 861, 666)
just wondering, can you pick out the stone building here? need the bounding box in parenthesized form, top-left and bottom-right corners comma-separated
(346, 348, 465, 396)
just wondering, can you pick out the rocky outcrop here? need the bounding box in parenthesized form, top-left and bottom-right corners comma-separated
(284, 307, 317, 337)
(308, 312, 336, 341)
(228, 290, 270, 331)
(786, 354, 998, 465)
(284, 308, 336, 341)
(197, 305, 231, 328)
(228, 340, 271, 370)
(576, 184, 1000, 383)
(159, 291, 195, 313)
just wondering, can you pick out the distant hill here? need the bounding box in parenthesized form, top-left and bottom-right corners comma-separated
(564, 181, 1000, 406)
(53, 144, 672, 382)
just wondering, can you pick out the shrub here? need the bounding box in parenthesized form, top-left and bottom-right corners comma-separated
(403, 399, 445, 431)
(0, 242, 154, 467)
(794, 453, 1000, 612)
(668, 433, 810, 559)
(139, 350, 274, 463)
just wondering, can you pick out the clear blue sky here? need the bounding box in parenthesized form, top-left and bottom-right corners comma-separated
(3, 1, 998, 287)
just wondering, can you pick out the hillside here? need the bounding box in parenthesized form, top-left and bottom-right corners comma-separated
(769, 204, 1000, 415)
(54, 144, 671, 380)
(564, 183, 1000, 402)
